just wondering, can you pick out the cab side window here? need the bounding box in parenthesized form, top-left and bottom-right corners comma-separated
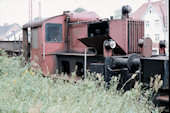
(45, 23, 62, 42)
(31, 28, 38, 49)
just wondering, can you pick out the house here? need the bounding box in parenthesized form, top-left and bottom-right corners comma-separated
(0, 23, 22, 41)
(131, 0, 168, 55)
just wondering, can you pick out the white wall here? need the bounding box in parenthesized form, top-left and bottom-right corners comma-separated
(7, 31, 23, 41)
(141, 6, 166, 55)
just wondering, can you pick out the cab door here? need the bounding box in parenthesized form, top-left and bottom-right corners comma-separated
(42, 22, 65, 75)
(30, 27, 42, 67)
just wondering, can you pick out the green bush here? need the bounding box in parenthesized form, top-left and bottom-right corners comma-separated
(0, 50, 159, 113)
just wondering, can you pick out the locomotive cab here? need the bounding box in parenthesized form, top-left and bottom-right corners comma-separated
(23, 15, 67, 74)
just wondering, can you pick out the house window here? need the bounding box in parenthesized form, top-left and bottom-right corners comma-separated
(149, 7, 152, 14)
(45, 23, 62, 42)
(146, 21, 149, 27)
(155, 34, 160, 42)
(155, 20, 159, 25)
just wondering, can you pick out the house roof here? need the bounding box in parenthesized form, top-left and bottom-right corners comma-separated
(0, 24, 13, 35)
(131, 0, 167, 27)
(0, 23, 21, 36)
(130, 3, 148, 20)
(6, 29, 22, 39)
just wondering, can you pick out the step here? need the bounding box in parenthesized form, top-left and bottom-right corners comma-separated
(156, 95, 169, 102)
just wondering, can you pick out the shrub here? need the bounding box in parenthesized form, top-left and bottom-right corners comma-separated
(0, 50, 159, 113)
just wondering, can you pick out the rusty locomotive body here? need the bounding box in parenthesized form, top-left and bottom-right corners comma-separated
(22, 6, 169, 111)
(22, 10, 145, 75)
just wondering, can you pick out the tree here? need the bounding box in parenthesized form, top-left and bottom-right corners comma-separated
(73, 7, 86, 13)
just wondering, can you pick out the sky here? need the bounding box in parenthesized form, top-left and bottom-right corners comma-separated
(0, 0, 161, 26)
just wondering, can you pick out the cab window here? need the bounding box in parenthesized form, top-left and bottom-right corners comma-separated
(31, 28, 38, 49)
(45, 23, 62, 42)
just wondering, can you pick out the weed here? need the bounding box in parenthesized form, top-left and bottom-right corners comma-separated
(0, 50, 160, 113)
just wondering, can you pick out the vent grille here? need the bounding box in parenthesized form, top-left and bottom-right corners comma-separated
(127, 20, 144, 53)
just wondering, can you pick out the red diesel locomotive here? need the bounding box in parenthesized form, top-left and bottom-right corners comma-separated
(22, 6, 169, 111)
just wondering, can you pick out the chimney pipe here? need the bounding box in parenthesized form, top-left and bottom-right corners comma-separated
(4, 23, 9, 26)
(148, 0, 151, 5)
(39, 1, 41, 19)
(29, 0, 33, 21)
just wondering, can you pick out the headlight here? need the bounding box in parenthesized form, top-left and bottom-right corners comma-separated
(109, 40, 116, 49)
(104, 39, 116, 49)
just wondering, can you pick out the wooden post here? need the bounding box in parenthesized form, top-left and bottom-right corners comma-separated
(23, 28, 28, 61)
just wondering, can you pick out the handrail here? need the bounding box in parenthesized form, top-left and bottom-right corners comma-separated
(42, 42, 45, 60)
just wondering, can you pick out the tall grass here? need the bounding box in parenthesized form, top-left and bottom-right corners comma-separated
(0, 50, 160, 113)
